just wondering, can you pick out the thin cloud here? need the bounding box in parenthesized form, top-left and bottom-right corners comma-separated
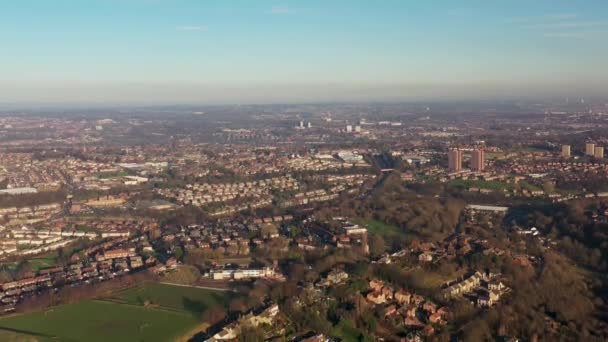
(271, 6, 294, 14)
(510, 13, 578, 23)
(522, 21, 608, 30)
(176, 25, 207, 31)
(543, 30, 608, 39)
(515, 13, 608, 39)
(543, 13, 579, 20)
(543, 32, 586, 38)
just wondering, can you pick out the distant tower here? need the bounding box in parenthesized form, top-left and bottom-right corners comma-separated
(346, 125, 353, 133)
(307, 122, 312, 128)
(561, 145, 571, 158)
(586, 143, 596, 156)
(471, 149, 485, 171)
(448, 149, 463, 172)
(299, 121, 304, 129)
(354, 125, 361, 132)
(594, 146, 604, 159)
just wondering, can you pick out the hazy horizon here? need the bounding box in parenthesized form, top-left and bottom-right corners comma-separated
(1, 81, 606, 109)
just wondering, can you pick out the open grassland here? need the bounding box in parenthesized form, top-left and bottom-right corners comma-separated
(0, 300, 199, 342)
(355, 219, 406, 238)
(112, 282, 234, 314)
(0, 282, 234, 342)
(27, 257, 57, 272)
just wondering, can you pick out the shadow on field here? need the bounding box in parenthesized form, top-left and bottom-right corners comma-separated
(182, 297, 207, 316)
(0, 327, 55, 338)
(182, 291, 231, 317)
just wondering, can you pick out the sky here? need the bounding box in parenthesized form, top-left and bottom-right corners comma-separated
(1, 0, 607, 105)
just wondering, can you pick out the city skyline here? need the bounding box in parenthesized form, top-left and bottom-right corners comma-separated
(1, 0, 608, 105)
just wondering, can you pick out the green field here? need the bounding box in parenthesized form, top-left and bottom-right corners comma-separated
(356, 219, 405, 238)
(113, 282, 234, 314)
(0, 283, 234, 342)
(3, 241, 92, 274)
(2, 256, 57, 274)
(28, 257, 57, 272)
(518, 181, 542, 192)
(97, 171, 129, 179)
(0, 300, 199, 342)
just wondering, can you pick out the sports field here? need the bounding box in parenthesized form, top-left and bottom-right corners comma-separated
(113, 282, 234, 314)
(0, 282, 234, 342)
(355, 218, 406, 238)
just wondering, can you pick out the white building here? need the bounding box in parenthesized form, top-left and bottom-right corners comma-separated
(0, 187, 38, 195)
(210, 267, 277, 280)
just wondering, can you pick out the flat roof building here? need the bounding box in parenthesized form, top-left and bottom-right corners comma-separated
(0, 187, 38, 195)
(465, 204, 509, 212)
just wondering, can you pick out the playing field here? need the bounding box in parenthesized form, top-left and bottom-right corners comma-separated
(356, 219, 406, 238)
(0, 283, 234, 342)
(113, 282, 234, 314)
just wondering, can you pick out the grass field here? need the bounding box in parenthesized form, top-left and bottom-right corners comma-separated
(113, 282, 234, 315)
(0, 283, 234, 342)
(158, 265, 201, 285)
(1, 256, 57, 274)
(518, 180, 542, 192)
(0, 300, 199, 342)
(355, 219, 406, 238)
(406, 268, 452, 289)
(28, 257, 57, 272)
(2, 241, 92, 274)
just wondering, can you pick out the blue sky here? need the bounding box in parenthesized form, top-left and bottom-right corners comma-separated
(1, 0, 607, 104)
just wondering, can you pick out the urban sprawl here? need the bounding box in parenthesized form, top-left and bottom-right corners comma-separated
(0, 101, 606, 341)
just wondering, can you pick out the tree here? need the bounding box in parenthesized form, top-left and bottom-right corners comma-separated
(174, 246, 184, 261)
(57, 247, 70, 266)
(237, 325, 265, 342)
(0, 268, 13, 282)
(201, 306, 227, 326)
(229, 297, 249, 313)
(15, 260, 33, 279)
(542, 180, 555, 194)
(368, 234, 386, 257)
